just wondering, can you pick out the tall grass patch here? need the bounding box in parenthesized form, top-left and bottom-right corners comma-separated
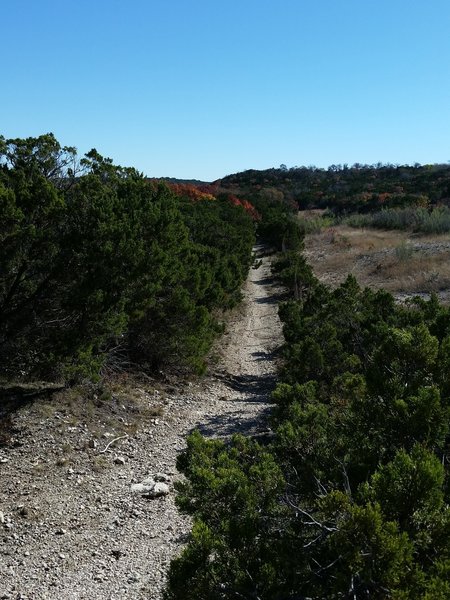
(297, 211, 334, 234)
(345, 206, 450, 234)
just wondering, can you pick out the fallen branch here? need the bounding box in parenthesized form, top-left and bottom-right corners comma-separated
(99, 434, 128, 454)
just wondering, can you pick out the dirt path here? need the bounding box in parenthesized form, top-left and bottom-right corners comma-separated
(0, 247, 283, 600)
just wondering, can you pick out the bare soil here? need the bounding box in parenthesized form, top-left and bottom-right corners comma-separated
(304, 225, 450, 303)
(0, 246, 283, 600)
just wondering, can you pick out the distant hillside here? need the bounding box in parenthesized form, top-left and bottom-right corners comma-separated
(149, 177, 211, 186)
(215, 163, 450, 214)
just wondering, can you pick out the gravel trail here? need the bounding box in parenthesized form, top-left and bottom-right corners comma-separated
(0, 246, 283, 600)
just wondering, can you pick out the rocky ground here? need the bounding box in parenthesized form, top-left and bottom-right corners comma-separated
(0, 247, 284, 600)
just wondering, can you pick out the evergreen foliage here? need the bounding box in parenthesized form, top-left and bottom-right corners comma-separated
(166, 233, 450, 597)
(5, 136, 450, 596)
(0, 134, 255, 380)
(217, 162, 450, 215)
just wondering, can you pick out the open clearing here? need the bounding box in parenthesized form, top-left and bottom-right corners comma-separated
(304, 224, 450, 303)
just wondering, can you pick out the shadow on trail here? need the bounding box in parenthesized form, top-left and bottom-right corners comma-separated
(195, 404, 274, 440)
(189, 365, 279, 440)
(253, 279, 288, 305)
(253, 245, 276, 260)
(215, 371, 277, 398)
(251, 351, 273, 362)
(255, 294, 279, 305)
(254, 276, 275, 286)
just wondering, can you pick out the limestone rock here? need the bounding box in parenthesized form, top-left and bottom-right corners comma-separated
(131, 477, 170, 498)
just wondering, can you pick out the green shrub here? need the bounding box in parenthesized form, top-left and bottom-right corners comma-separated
(167, 266, 450, 598)
(0, 134, 255, 380)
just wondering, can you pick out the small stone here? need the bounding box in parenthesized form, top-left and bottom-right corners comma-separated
(88, 439, 97, 449)
(55, 528, 67, 535)
(148, 482, 170, 498)
(131, 483, 154, 495)
(141, 477, 156, 486)
(154, 472, 171, 482)
(127, 572, 141, 583)
(114, 456, 126, 465)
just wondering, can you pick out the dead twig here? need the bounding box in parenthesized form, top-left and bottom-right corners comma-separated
(285, 495, 338, 532)
(99, 434, 128, 454)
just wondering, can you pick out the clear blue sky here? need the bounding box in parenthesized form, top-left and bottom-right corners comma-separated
(3, 0, 450, 181)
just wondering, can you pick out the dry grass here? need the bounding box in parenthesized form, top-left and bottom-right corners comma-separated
(31, 373, 166, 439)
(304, 225, 450, 302)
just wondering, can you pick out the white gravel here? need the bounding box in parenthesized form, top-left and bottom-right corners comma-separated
(0, 247, 283, 600)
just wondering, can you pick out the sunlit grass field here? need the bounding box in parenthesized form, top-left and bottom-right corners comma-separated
(304, 224, 450, 302)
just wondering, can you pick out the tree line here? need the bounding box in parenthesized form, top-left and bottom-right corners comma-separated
(217, 162, 450, 215)
(0, 134, 256, 382)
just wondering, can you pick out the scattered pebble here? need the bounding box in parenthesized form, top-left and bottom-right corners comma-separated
(0, 251, 281, 600)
